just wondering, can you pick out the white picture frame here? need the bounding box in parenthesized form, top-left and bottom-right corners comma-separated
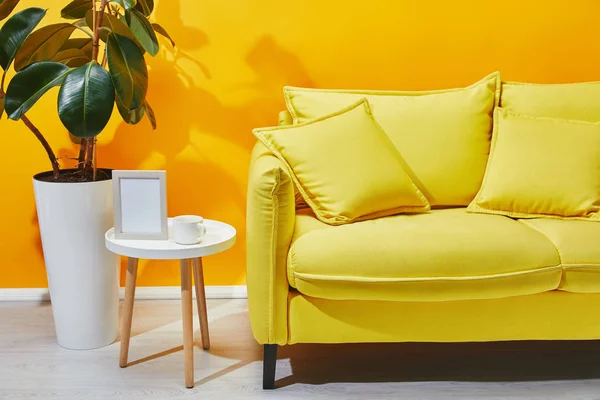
(112, 170, 168, 240)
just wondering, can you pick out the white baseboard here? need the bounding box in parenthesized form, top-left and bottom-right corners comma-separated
(0, 286, 247, 301)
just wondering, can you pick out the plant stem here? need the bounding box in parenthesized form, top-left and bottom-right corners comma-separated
(85, 138, 94, 180)
(92, 0, 96, 40)
(0, 87, 60, 179)
(100, 46, 107, 68)
(78, 138, 88, 169)
(91, 0, 109, 61)
(0, 71, 7, 94)
(88, 0, 109, 181)
(21, 114, 60, 179)
(92, 137, 97, 181)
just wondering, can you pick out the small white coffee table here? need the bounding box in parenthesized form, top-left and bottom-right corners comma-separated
(105, 218, 236, 388)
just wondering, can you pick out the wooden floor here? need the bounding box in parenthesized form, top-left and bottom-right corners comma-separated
(2, 299, 600, 399)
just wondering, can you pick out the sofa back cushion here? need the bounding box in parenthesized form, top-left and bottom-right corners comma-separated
(468, 108, 600, 221)
(501, 81, 600, 121)
(284, 72, 500, 207)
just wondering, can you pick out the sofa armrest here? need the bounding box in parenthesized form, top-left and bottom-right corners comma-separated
(246, 142, 295, 345)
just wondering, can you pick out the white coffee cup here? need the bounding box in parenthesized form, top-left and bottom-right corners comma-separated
(173, 215, 207, 245)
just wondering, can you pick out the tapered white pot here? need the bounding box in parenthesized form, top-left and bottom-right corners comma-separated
(33, 170, 119, 350)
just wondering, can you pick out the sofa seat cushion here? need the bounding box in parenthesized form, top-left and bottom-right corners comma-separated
(288, 208, 562, 302)
(519, 219, 600, 293)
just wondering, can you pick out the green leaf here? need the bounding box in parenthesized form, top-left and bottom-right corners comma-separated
(133, 0, 153, 16)
(0, 0, 20, 21)
(61, 0, 92, 20)
(69, 133, 82, 144)
(0, 97, 4, 119)
(144, 99, 155, 129)
(14, 23, 76, 71)
(116, 94, 144, 124)
(0, 7, 46, 70)
(151, 23, 174, 47)
(110, 0, 136, 10)
(85, 9, 138, 43)
(72, 20, 94, 40)
(60, 38, 93, 58)
(125, 9, 158, 56)
(51, 48, 89, 67)
(4, 61, 71, 120)
(72, 17, 91, 27)
(58, 61, 115, 138)
(107, 33, 147, 110)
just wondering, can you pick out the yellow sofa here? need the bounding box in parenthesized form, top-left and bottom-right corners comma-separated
(246, 107, 600, 389)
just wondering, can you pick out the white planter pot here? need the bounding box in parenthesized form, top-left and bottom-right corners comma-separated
(33, 170, 119, 350)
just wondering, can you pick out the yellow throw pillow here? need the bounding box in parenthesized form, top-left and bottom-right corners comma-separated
(467, 108, 600, 221)
(283, 72, 500, 207)
(252, 99, 430, 225)
(501, 80, 600, 121)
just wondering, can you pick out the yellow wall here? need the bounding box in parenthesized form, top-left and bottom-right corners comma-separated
(2, 0, 600, 288)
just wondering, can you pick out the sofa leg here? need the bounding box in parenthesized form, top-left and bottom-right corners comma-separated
(263, 344, 277, 389)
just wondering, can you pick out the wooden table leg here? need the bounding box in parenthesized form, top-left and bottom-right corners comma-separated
(120, 257, 138, 368)
(180, 259, 194, 388)
(192, 257, 210, 350)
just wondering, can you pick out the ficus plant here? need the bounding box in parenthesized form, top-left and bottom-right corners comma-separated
(0, 0, 174, 181)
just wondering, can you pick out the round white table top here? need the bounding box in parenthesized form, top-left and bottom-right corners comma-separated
(105, 219, 236, 260)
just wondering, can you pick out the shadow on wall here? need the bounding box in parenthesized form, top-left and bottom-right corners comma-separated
(43, 0, 314, 286)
